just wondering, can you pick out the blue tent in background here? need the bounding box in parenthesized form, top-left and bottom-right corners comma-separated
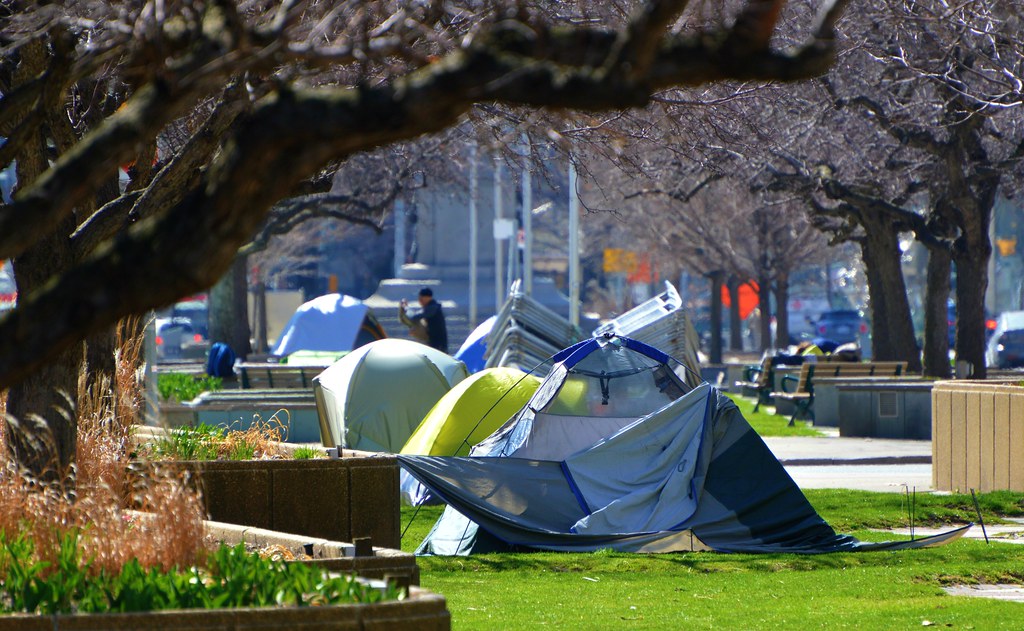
(401, 335, 968, 555)
(454, 316, 496, 374)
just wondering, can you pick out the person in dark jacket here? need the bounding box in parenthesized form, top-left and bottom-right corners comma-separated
(399, 287, 448, 353)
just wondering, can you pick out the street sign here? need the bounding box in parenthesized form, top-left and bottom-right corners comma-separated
(493, 218, 515, 239)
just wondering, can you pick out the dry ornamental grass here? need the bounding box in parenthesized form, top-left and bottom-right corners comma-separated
(0, 318, 206, 576)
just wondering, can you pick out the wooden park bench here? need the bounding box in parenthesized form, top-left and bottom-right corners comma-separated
(734, 355, 850, 412)
(772, 360, 908, 425)
(236, 363, 320, 389)
(734, 357, 774, 411)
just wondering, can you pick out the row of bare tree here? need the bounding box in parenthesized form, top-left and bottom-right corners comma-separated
(7, 0, 1024, 481)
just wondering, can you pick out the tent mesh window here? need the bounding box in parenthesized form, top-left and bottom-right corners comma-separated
(540, 343, 690, 420)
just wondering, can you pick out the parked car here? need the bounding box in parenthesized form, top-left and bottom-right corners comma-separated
(155, 317, 205, 360)
(986, 311, 1024, 368)
(813, 309, 868, 346)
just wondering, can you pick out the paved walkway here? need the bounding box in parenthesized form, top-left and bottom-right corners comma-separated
(763, 433, 932, 493)
(764, 433, 932, 466)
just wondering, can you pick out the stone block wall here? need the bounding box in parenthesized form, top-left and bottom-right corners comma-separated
(932, 380, 1024, 492)
(162, 451, 400, 549)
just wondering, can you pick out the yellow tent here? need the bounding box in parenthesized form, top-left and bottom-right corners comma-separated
(401, 368, 540, 456)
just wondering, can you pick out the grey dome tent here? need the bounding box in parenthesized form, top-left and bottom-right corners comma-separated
(400, 335, 968, 555)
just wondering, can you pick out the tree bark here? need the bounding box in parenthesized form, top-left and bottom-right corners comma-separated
(773, 273, 790, 349)
(708, 271, 724, 364)
(84, 327, 116, 390)
(757, 276, 772, 351)
(922, 247, 952, 378)
(861, 241, 890, 361)
(859, 214, 921, 372)
(727, 276, 743, 351)
(208, 256, 252, 359)
(3, 39, 82, 480)
(253, 280, 268, 354)
(6, 195, 82, 481)
(953, 251, 990, 378)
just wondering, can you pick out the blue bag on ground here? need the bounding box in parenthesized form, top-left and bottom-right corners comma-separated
(206, 343, 236, 377)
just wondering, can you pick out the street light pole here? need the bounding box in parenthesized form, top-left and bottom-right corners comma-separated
(568, 158, 581, 327)
(393, 200, 406, 277)
(521, 134, 533, 295)
(493, 156, 505, 310)
(469, 142, 478, 328)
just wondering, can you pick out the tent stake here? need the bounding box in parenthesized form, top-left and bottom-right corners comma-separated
(970, 489, 989, 544)
(911, 486, 916, 541)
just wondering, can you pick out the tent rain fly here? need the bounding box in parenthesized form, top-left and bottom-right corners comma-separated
(400, 335, 968, 555)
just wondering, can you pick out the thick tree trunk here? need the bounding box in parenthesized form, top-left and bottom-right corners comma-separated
(859, 216, 921, 372)
(85, 328, 117, 389)
(6, 221, 82, 480)
(773, 274, 790, 349)
(708, 271, 724, 364)
(922, 247, 952, 378)
(953, 251, 990, 378)
(757, 276, 771, 351)
(208, 256, 252, 358)
(253, 280, 268, 354)
(4, 42, 82, 480)
(861, 243, 890, 360)
(727, 276, 743, 351)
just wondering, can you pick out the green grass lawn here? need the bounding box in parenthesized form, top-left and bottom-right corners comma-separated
(401, 490, 1024, 629)
(724, 393, 822, 437)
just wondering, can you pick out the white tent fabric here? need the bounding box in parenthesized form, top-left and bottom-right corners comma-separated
(313, 339, 468, 452)
(272, 293, 370, 356)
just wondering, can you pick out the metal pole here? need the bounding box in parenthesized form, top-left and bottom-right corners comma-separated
(568, 158, 581, 327)
(143, 311, 159, 426)
(521, 134, 533, 295)
(393, 200, 406, 277)
(469, 142, 479, 328)
(494, 157, 505, 310)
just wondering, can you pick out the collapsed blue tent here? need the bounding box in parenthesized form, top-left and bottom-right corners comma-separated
(400, 335, 968, 555)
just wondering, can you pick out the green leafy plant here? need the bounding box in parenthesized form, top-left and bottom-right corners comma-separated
(158, 373, 223, 403)
(292, 446, 324, 460)
(144, 416, 289, 462)
(151, 423, 222, 461)
(0, 533, 400, 614)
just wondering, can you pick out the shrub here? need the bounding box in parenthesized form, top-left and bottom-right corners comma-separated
(157, 373, 222, 403)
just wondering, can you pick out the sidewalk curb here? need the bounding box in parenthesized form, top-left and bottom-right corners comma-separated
(780, 455, 932, 467)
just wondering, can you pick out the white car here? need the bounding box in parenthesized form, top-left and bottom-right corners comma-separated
(986, 311, 1024, 369)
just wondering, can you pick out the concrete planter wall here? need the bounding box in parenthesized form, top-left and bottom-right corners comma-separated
(158, 389, 320, 443)
(815, 377, 923, 428)
(0, 590, 449, 630)
(137, 451, 400, 549)
(205, 520, 420, 585)
(932, 380, 1024, 492)
(838, 382, 932, 439)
